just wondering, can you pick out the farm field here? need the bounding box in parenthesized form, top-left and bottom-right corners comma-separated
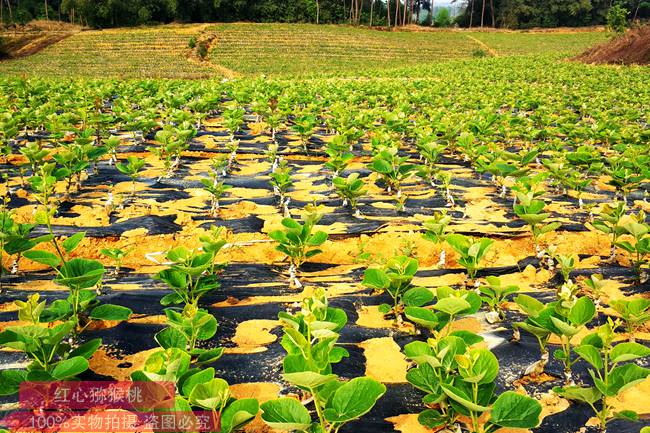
(0, 24, 649, 433)
(0, 23, 610, 78)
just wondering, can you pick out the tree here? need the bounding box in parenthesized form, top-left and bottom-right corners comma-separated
(434, 6, 452, 25)
(607, 3, 628, 32)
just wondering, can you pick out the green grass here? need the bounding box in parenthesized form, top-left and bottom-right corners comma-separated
(208, 23, 477, 76)
(467, 31, 610, 56)
(0, 23, 610, 79)
(0, 24, 217, 79)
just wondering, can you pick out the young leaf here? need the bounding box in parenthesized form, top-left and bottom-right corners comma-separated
(323, 377, 386, 423)
(405, 307, 439, 329)
(609, 342, 650, 363)
(89, 304, 132, 321)
(62, 232, 86, 254)
(52, 356, 89, 380)
(188, 378, 230, 410)
(23, 250, 61, 268)
(489, 391, 542, 428)
(568, 297, 595, 326)
(362, 268, 390, 290)
(574, 345, 603, 370)
(403, 287, 435, 307)
(433, 297, 471, 316)
(261, 398, 312, 431)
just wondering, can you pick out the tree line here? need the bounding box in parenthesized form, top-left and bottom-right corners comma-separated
(0, 0, 647, 29)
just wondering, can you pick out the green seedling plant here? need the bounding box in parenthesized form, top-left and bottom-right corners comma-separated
(24, 164, 131, 330)
(606, 156, 644, 204)
(403, 329, 541, 433)
(435, 170, 455, 206)
(104, 135, 121, 165)
(549, 250, 576, 283)
(154, 301, 226, 364)
(222, 106, 245, 141)
(403, 329, 480, 429)
(445, 234, 494, 283)
(404, 285, 482, 336)
(19, 141, 49, 175)
(415, 139, 445, 187)
(614, 210, 650, 280)
(260, 289, 386, 433)
(270, 160, 293, 213)
(554, 319, 650, 431)
(210, 155, 230, 178)
(512, 294, 553, 375)
(100, 247, 132, 275)
(447, 350, 541, 433)
(156, 243, 225, 308)
(0, 294, 100, 393)
(515, 293, 596, 383)
(201, 172, 232, 216)
(610, 298, 650, 342)
(480, 276, 519, 323)
(369, 146, 415, 198)
(325, 136, 355, 177)
(332, 173, 366, 217)
(591, 201, 627, 261)
(265, 142, 280, 171)
(422, 210, 451, 267)
(513, 191, 561, 255)
(0, 204, 51, 292)
(362, 255, 434, 325)
(133, 323, 256, 433)
(0, 113, 18, 162)
(583, 273, 606, 304)
(291, 113, 317, 152)
(226, 139, 240, 173)
(115, 155, 145, 197)
(269, 206, 328, 288)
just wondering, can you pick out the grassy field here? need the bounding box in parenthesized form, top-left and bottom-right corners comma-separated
(0, 24, 216, 79)
(0, 22, 610, 79)
(208, 23, 477, 76)
(468, 30, 610, 56)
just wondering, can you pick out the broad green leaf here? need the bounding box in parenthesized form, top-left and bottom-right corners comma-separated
(260, 398, 312, 431)
(405, 307, 438, 329)
(23, 250, 61, 268)
(440, 383, 489, 412)
(323, 377, 386, 423)
(489, 391, 542, 428)
(69, 338, 102, 360)
(62, 232, 86, 253)
(221, 398, 259, 433)
(188, 378, 230, 410)
(282, 371, 337, 389)
(610, 342, 650, 363)
(568, 297, 595, 326)
(403, 287, 434, 307)
(574, 345, 603, 370)
(181, 368, 215, 398)
(0, 370, 27, 395)
(553, 386, 601, 404)
(433, 297, 471, 316)
(52, 356, 89, 380)
(362, 268, 390, 289)
(89, 304, 132, 321)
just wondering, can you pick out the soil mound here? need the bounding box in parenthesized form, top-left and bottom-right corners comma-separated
(576, 24, 650, 65)
(0, 20, 81, 59)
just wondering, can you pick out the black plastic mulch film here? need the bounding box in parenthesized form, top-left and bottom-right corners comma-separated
(0, 122, 649, 433)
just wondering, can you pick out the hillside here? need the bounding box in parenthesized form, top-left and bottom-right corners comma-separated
(0, 22, 610, 79)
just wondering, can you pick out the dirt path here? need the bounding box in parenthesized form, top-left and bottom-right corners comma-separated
(465, 34, 499, 57)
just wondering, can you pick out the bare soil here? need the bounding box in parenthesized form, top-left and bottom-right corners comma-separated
(0, 20, 81, 59)
(576, 24, 650, 65)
